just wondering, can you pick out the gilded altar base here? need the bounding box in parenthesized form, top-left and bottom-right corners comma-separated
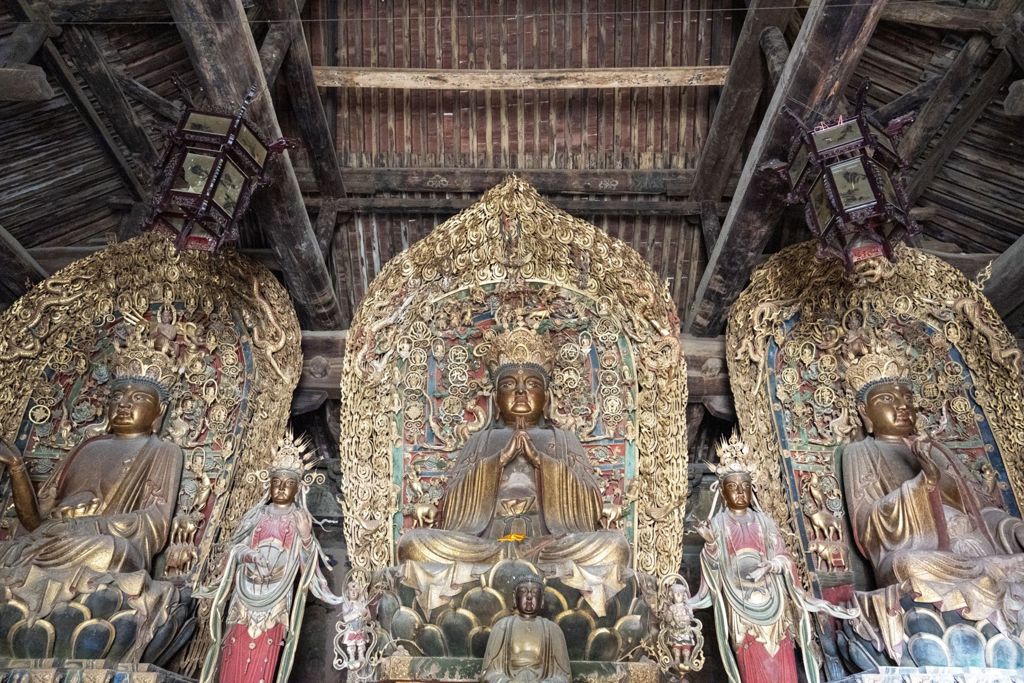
(0, 659, 192, 683)
(378, 656, 660, 683)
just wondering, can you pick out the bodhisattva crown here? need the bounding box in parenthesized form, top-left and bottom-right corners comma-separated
(269, 428, 319, 483)
(709, 432, 754, 481)
(112, 324, 184, 402)
(844, 350, 911, 403)
(485, 325, 555, 378)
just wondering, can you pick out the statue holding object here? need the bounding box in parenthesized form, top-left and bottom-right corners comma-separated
(0, 323, 186, 662)
(396, 325, 631, 616)
(199, 430, 342, 683)
(840, 350, 1024, 632)
(479, 577, 571, 683)
(692, 434, 859, 683)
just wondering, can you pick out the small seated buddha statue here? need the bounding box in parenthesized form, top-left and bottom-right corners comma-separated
(0, 326, 184, 578)
(480, 578, 571, 683)
(840, 351, 1024, 630)
(397, 327, 630, 615)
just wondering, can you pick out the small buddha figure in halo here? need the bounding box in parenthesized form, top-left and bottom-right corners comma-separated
(397, 326, 631, 616)
(480, 577, 571, 683)
(840, 350, 1024, 630)
(0, 325, 185, 578)
(692, 433, 858, 683)
(199, 429, 343, 683)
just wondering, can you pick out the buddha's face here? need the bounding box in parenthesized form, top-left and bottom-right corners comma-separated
(515, 581, 543, 617)
(108, 381, 164, 436)
(269, 473, 300, 505)
(721, 474, 752, 513)
(495, 366, 546, 427)
(860, 382, 917, 438)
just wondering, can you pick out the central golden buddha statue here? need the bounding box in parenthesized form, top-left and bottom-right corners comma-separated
(0, 327, 184, 579)
(398, 327, 630, 615)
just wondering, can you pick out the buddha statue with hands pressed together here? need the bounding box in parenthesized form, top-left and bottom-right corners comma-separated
(398, 327, 631, 615)
(841, 351, 1024, 630)
(0, 327, 184, 579)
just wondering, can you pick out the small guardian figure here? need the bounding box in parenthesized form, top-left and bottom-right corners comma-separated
(199, 430, 342, 683)
(480, 577, 571, 683)
(692, 433, 858, 683)
(658, 578, 703, 674)
(336, 578, 372, 671)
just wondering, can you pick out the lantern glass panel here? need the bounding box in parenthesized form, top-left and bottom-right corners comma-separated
(173, 151, 217, 194)
(789, 144, 809, 186)
(237, 123, 268, 167)
(184, 113, 232, 136)
(812, 120, 862, 153)
(829, 157, 876, 211)
(212, 159, 246, 215)
(809, 175, 833, 233)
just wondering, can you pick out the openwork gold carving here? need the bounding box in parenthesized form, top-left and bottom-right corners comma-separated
(0, 231, 301, 674)
(726, 241, 1024, 589)
(338, 177, 688, 579)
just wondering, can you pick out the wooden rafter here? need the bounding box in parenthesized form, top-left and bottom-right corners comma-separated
(985, 234, 1024, 317)
(165, 0, 343, 329)
(689, 0, 794, 209)
(685, 0, 887, 336)
(13, 1, 147, 200)
(880, 3, 1004, 33)
(58, 26, 158, 167)
(312, 66, 730, 90)
(909, 51, 1014, 202)
(46, 0, 169, 23)
(900, 35, 992, 164)
(113, 71, 182, 121)
(265, 0, 345, 256)
(0, 223, 48, 298)
(0, 22, 54, 102)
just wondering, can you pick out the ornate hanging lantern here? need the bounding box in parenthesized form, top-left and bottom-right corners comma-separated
(783, 81, 919, 269)
(146, 86, 289, 252)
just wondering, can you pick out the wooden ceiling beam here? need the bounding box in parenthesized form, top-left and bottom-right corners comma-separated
(880, 4, 1004, 34)
(870, 75, 940, 124)
(900, 34, 992, 163)
(312, 66, 729, 90)
(684, 0, 887, 337)
(985, 234, 1024, 317)
(13, 1, 146, 200)
(909, 51, 1013, 202)
(327, 167, 736, 197)
(689, 1, 794, 209)
(0, 224, 48, 298)
(265, 0, 346, 256)
(113, 71, 182, 121)
(306, 195, 728, 217)
(259, 0, 306, 87)
(0, 63, 54, 101)
(0, 22, 50, 65)
(166, 0, 343, 329)
(58, 26, 158, 167)
(46, 0, 170, 23)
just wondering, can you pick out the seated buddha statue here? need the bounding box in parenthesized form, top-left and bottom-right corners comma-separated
(480, 578, 571, 683)
(397, 327, 630, 615)
(840, 351, 1024, 630)
(0, 326, 184, 578)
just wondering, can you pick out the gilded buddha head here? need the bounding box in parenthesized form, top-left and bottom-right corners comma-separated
(721, 473, 753, 513)
(514, 578, 544, 617)
(269, 472, 300, 506)
(845, 351, 917, 440)
(487, 326, 554, 429)
(108, 381, 166, 436)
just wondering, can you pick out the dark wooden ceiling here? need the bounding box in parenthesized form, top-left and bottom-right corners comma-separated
(0, 0, 1022, 332)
